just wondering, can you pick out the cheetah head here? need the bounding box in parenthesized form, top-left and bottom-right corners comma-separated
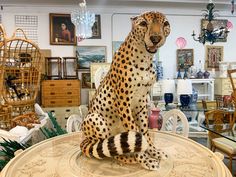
(131, 11, 170, 53)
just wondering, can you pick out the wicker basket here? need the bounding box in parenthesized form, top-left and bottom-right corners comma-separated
(0, 28, 43, 117)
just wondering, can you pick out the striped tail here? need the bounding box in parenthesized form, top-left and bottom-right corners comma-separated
(80, 131, 148, 159)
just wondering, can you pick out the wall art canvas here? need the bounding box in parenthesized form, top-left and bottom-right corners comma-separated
(89, 15, 101, 39)
(50, 13, 76, 45)
(176, 49, 194, 71)
(112, 41, 123, 56)
(205, 45, 223, 70)
(81, 72, 92, 88)
(76, 46, 106, 70)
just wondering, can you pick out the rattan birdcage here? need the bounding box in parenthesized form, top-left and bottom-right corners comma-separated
(0, 28, 43, 118)
(0, 24, 12, 130)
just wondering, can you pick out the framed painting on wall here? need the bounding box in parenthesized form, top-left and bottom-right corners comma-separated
(81, 72, 92, 89)
(112, 41, 123, 56)
(201, 19, 228, 42)
(76, 46, 106, 70)
(49, 13, 76, 45)
(90, 63, 111, 88)
(205, 45, 223, 70)
(89, 15, 101, 39)
(176, 49, 194, 71)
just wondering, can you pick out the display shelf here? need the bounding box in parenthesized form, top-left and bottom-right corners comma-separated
(190, 79, 214, 101)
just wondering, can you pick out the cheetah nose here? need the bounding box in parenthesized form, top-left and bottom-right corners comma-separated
(150, 35, 162, 45)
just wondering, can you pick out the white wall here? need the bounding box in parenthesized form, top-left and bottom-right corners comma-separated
(1, 3, 236, 104)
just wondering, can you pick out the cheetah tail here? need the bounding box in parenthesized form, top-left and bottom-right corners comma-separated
(80, 131, 148, 159)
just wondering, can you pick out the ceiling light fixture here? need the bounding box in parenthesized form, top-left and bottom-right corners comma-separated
(192, 0, 229, 45)
(71, 0, 95, 40)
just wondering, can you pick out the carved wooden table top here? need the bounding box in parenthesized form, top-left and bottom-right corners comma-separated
(0, 131, 232, 177)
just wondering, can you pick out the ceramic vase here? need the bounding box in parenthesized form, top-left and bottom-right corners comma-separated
(156, 61, 163, 81)
(203, 70, 210, 79)
(149, 108, 163, 130)
(196, 70, 204, 79)
(177, 68, 182, 79)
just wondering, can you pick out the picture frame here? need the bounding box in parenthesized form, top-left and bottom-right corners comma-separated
(50, 13, 76, 45)
(205, 45, 224, 70)
(81, 72, 92, 89)
(90, 63, 111, 88)
(176, 49, 194, 71)
(112, 41, 123, 56)
(76, 46, 107, 70)
(201, 19, 228, 42)
(89, 15, 101, 39)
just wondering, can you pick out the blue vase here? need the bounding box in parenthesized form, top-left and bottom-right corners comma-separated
(177, 68, 182, 79)
(180, 94, 191, 108)
(164, 93, 174, 106)
(183, 68, 188, 79)
(190, 88, 198, 104)
(156, 61, 163, 81)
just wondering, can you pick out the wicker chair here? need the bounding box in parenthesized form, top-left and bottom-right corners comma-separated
(0, 28, 43, 118)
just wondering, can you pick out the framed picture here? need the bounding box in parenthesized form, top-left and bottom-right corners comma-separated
(112, 41, 123, 56)
(176, 49, 194, 71)
(76, 46, 106, 70)
(89, 15, 101, 39)
(50, 13, 76, 45)
(201, 19, 228, 42)
(90, 63, 111, 88)
(205, 45, 223, 70)
(81, 73, 92, 89)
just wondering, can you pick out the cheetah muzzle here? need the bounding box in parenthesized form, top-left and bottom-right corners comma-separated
(80, 11, 170, 171)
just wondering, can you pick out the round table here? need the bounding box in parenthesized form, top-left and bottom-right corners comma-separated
(0, 131, 232, 177)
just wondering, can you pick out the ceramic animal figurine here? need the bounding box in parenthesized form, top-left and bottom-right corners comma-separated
(81, 11, 170, 170)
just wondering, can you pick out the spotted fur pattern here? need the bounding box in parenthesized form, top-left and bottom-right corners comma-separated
(81, 11, 170, 170)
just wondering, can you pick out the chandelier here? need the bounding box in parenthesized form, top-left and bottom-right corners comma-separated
(71, 0, 95, 39)
(192, 0, 229, 44)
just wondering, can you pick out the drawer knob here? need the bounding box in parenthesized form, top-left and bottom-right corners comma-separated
(49, 84, 55, 86)
(67, 83, 72, 86)
(50, 101, 55, 104)
(67, 92, 72, 95)
(50, 92, 55, 95)
(68, 100, 72, 103)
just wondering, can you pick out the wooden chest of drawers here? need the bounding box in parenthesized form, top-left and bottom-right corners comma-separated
(41, 80, 80, 107)
(214, 78, 236, 96)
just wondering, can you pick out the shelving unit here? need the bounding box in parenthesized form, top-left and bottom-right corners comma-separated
(190, 79, 214, 101)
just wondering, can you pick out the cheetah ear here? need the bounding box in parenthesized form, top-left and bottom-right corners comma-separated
(163, 20, 170, 37)
(130, 16, 138, 22)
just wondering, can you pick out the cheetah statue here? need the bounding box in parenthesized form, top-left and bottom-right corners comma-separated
(81, 11, 170, 170)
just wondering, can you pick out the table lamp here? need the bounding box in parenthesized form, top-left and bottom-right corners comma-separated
(177, 79, 192, 108)
(162, 79, 175, 106)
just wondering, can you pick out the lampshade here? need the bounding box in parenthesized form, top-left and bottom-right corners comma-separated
(177, 79, 192, 95)
(161, 79, 175, 95)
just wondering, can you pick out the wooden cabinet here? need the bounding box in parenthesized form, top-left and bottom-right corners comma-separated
(41, 80, 80, 107)
(214, 78, 236, 96)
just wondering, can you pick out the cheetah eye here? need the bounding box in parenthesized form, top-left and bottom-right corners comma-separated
(139, 21, 147, 27)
